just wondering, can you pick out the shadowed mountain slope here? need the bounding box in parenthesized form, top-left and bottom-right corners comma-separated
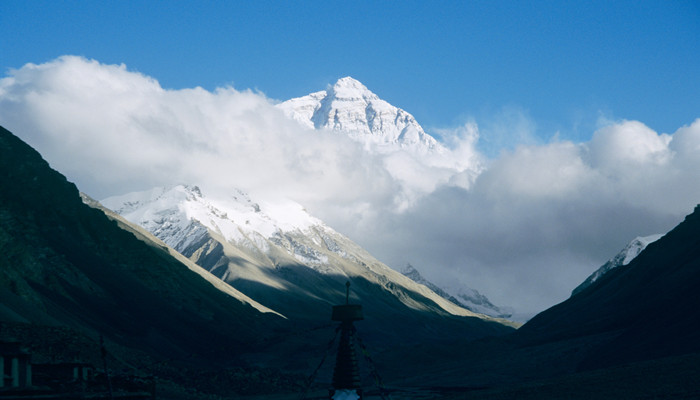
(517, 205, 700, 370)
(0, 125, 284, 369)
(372, 206, 700, 399)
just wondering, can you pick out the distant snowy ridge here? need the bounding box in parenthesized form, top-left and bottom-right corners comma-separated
(102, 185, 325, 264)
(101, 184, 512, 324)
(572, 234, 664, 296)
(278, 77, 442, 154)
(401, 264, 512, 319)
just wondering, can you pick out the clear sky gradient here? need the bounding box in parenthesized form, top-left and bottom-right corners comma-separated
(2, 1, 698, 147)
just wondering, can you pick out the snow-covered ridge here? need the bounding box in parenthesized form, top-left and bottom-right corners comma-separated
(278, 76, 442, 153)
(101, 185, 514, 324)
(572, 234, 664, 296)
(101, 185, 328, 263)
(401, 264, 512, 319)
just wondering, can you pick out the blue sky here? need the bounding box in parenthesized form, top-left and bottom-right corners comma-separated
(2, 0, 698, 147)
(2, 1, 700, 314)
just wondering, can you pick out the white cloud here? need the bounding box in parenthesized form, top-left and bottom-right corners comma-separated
(470, 106, 539, 157)
(587, 120, 673, 173)
(354, 119, 700, 313)
(0, 56, 398, 207)
(1, 56, 698, 316)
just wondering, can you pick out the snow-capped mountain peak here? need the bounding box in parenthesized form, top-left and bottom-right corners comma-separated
(101, 184, 325, 260)
(618, 235, 663, 265)
(329, 76, 378, 101)
(278, 76, 441, 152)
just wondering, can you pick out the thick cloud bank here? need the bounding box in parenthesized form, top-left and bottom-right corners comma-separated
(1, 56, 698, 315)
(0, 56, 401, 206)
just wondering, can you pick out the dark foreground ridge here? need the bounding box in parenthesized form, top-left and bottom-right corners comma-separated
(0, 125, 297, 397)
(377, 204, 700, 398)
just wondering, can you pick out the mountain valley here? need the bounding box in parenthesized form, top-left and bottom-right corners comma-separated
(1, 76, 699, 399)
(99, 184, 516, 349)
(0, 124, 513, 398)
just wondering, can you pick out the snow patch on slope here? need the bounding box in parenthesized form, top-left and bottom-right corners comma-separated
(82, 192, 284, 317)
(572, 234, 664, 296)
(401, 264, 511, 319)
(102, 184, 333, 266)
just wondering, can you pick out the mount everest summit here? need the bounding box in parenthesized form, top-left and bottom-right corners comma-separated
(278, 76, 441, 153)
(278, 76, 481, 196)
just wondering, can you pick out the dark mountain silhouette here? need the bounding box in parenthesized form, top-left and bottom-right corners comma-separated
(517, 204, 700, 370)
(0, 125, 296, 396)
(383, 204, 700, 399)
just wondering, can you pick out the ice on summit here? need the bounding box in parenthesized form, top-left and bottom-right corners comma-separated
(279, 76, 484, 202)
(278, 77, 441, 153)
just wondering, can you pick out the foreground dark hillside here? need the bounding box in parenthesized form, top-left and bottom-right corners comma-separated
(375, 204, 700, 398)
(0, 125, 298, 396)
(517, 203, 700, 370)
